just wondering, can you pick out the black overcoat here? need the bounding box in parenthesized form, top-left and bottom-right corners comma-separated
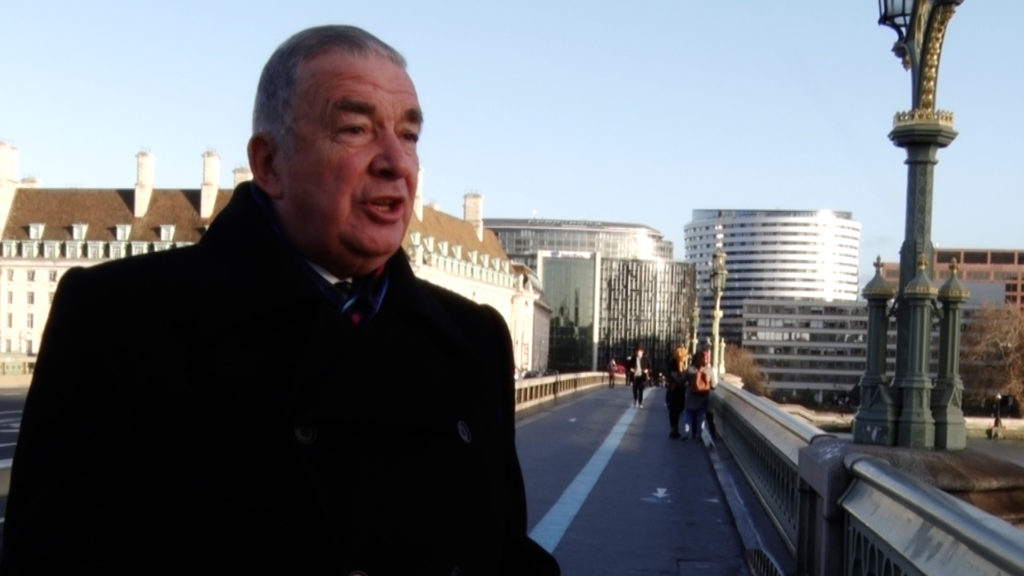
(0, 184, 559, 575)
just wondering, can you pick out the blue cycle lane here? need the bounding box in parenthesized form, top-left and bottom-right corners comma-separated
(515, 385, 752, 576)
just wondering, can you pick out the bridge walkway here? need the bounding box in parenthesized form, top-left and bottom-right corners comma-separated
(515, 383, 794, 576)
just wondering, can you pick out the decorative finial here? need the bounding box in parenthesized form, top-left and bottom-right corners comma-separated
(874, 255, 884, 273)
(949, 257, 959, 277)
(917, 252, 928, 271)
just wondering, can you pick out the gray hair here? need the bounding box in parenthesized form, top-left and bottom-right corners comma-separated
(252, 25, 407, 150)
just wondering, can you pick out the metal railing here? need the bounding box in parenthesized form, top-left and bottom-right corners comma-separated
(711, 378, 1024, 576)
(514, 372, 606, 412)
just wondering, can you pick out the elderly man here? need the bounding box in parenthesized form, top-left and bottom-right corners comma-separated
(0, 25, 559, 575)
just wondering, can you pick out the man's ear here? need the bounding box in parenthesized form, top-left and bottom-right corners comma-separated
(247, 133, 283, 198)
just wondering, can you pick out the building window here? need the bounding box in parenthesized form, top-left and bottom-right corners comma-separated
(48, 270, 57, 282)
(27, 270, 35, 282)
(5, 269, 12, 281)
(87, 242, 104, 259)
(43, 242, 59, 259)
(66, 241, 82, 259)
(6, 314, 11, 329)
(71, 223, 88, 240)
(115, 224, 132, 241)
(49, 292, 55, 304)
(26, 292, 34, 306)
(159, 225, 176, 242)
(27, 223, 45, 240)
(5, 292, 10, 304)
(26, 314, 33, 329)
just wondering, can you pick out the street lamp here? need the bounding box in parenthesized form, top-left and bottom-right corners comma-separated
(858, 0, 965, 449)
(690, 300, 700, 356)
(709, 247, 727, 379)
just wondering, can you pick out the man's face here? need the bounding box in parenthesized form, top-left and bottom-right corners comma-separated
(255, 51, 422, 278)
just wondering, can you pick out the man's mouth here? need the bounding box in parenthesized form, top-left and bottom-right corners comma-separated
(369, 198, 401, 213)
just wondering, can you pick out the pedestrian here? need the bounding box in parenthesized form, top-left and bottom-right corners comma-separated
(607, 357, 618, 388)
(0, 25, 559, 575)
(682, 348, 716, 440)
(665, 346, 688, 438)
(625, 345, 651, 408)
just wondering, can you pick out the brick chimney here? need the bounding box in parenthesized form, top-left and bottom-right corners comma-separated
(463, 191, 483, 242)
(200, 150, 220, 218)
(134, 151, 155, 217)
(233, 165, 253, 188)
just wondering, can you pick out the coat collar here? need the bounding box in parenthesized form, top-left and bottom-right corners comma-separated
(199, 182, 475, 357)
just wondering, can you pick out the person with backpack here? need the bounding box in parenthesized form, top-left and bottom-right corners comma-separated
(682, 348, 715, 440)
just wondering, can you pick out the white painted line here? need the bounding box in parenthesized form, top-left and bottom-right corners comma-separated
(529, 389, 647, 553)
(0, 442, 16, 447)
(0, 458, 12, 469)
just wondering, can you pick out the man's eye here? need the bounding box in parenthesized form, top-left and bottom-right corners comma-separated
(339, 125, 367, 135)
(402, 131, 420, 144)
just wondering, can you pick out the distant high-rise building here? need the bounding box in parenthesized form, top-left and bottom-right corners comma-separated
(684, 209, 862, 344)
(486, 218, 695, 373)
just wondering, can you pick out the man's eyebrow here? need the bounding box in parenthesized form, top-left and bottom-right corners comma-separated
(404, 107, 424, 126)
(331, 98, 423, 126)
(332, 98, 375, 116)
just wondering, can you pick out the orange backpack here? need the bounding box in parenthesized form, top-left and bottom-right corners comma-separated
(693, 368, 712, 395)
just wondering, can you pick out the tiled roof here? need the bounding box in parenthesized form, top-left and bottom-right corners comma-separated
(2, 187, 233, 243)
(405, 205, 509, 262)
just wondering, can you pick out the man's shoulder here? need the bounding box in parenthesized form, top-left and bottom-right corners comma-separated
(417, 278, 498, 322)
(61, 247, 203, 292)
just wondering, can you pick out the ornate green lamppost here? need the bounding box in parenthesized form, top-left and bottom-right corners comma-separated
(709, 247, 727, 377)
(861, 0, 965, 448)
(690, 300, 700, 355)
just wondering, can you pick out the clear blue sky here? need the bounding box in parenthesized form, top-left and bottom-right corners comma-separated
(2, 1, 1021, 286)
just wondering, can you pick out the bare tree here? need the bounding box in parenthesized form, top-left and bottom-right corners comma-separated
(960, 304, 1023, 415)
(724, 345, 771, 398)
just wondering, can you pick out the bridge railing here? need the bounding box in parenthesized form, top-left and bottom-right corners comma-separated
(514, 372, 606, 412)
(711, 377, 1024, 576)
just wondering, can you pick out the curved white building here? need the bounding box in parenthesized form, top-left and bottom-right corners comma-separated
(684, 209, 862, 343)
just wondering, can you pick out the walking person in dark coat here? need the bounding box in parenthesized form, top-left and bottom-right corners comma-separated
(0, 25, 559, 575)
(665, 346, 689, 438)
(624, 345, 652, 408)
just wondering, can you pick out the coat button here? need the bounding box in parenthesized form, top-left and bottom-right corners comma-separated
(348, 571, 367, 576)
(294, 426, 317, 445)
(457, 420, 472, 444)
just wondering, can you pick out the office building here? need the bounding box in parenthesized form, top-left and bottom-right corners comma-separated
(684, 209, 862, 344)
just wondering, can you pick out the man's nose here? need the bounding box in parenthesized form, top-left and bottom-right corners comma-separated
(369, 131, 417, 180)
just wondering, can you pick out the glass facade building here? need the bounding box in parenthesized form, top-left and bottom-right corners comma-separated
(484, 219, 674, 271)
(486, 219, 695, 374)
